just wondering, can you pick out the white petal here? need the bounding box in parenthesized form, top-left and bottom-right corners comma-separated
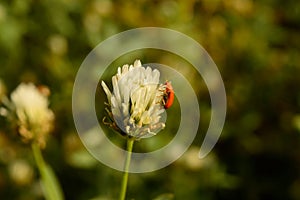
(134, 60, 142, 67)
(101, 81, 112, 104)
(112, 76, 122, 105)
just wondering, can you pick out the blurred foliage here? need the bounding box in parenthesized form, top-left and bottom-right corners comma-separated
(0, 0, 300, 199)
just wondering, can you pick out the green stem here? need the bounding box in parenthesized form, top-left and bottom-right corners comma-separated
(119, 138, 134, 200)
(32, 142, 46, 177)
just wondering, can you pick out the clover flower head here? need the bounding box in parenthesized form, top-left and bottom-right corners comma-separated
(1, 83, 54, 148)
(101, 60, 166, 139)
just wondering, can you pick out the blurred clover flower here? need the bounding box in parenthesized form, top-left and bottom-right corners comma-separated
(1, 83, 54, 148)
(101, 60, 166, 139)
(1, 82, 64, 200)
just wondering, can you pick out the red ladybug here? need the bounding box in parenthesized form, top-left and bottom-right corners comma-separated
(163, 81, 174, 109)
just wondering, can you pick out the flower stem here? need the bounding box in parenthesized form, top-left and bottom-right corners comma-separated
(119, 138, 134, 200)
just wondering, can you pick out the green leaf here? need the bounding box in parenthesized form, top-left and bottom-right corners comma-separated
(32, 143, 64, 200)
(40, 163, 64, 200)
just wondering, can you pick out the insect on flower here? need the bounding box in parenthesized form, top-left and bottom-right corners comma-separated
(163, 81, 174, 109)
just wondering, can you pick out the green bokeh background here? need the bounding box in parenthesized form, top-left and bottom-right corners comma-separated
(0, 0, 300, 199)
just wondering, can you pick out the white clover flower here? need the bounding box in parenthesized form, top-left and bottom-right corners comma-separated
(101, 60, 166, 139)
(1, 83, 54, 148)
